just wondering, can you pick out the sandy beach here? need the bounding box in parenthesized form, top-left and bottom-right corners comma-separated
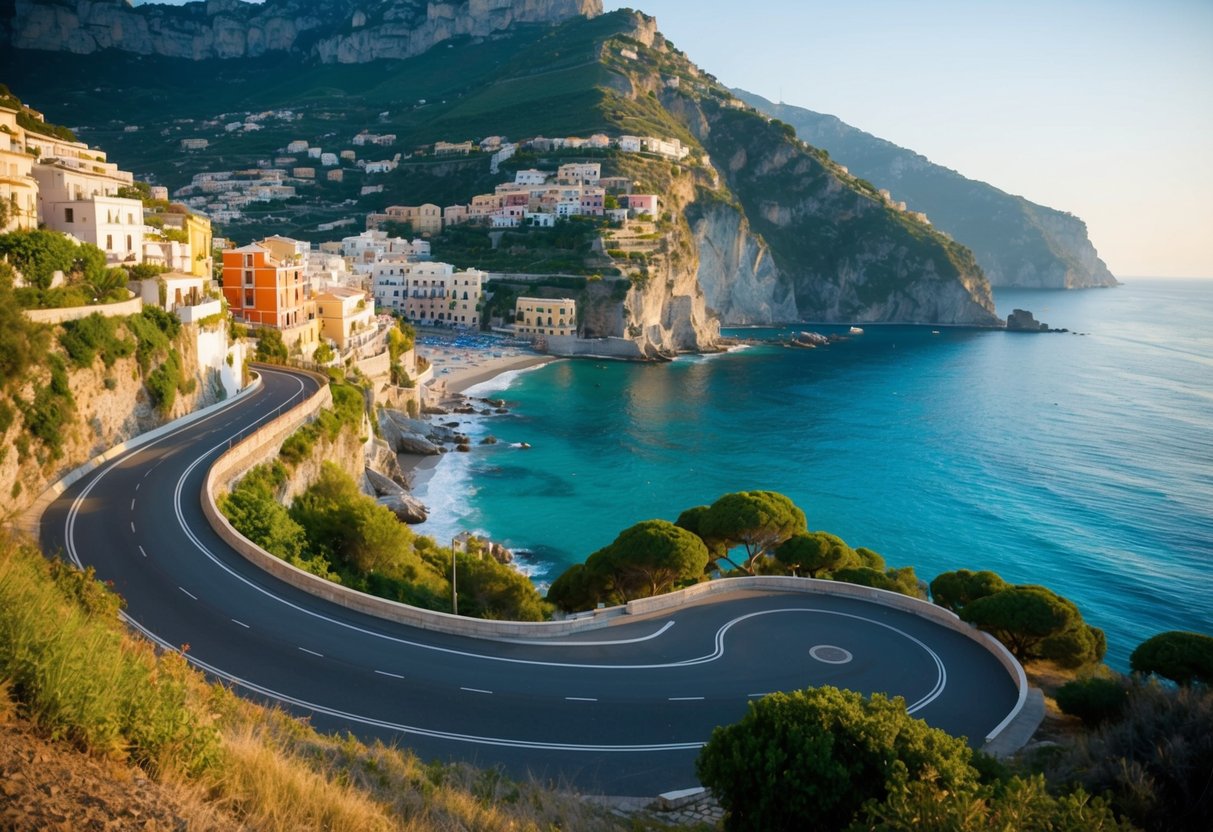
(442, 354, 557, 394)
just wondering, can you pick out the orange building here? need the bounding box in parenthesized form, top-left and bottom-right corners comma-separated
(222, 240, 310, 329)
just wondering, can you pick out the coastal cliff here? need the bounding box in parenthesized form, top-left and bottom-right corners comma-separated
(688, 197, 798, 325)
(6, 0, 603, 63)
(1, 317, 238, 526)
(736, 90, 1117, 290)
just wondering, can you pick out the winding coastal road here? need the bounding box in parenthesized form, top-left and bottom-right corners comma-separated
(40, 366, 1019, 795)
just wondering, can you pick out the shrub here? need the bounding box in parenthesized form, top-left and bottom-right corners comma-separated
(0, 537, 219, 775)
(59, 313, 135, 369)
(1056, 677, 1130, 726)
(1130, 630, 1213, 686)
(1045, 681, 1213, 831)
(697, 686, 976, 831)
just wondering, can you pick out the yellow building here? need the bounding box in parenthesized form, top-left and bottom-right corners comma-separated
(161, 212, 213, 277)
(515, 297, 576, 337)
(315, 286, 376, 350)
(0, 107, 38, 232)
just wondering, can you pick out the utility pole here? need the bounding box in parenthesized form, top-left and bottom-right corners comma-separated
(450, 535, 459, 616)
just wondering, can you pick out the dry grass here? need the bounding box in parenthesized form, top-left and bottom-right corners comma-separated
(0, 534, 676, 832)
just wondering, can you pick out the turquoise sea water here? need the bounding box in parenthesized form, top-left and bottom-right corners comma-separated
(417, 279, 1213, 669)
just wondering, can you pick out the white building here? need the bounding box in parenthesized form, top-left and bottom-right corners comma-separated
(514, 169, 548, 186)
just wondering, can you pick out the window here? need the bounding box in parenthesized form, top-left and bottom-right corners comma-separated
(128, 213, 134, 225)
(64, 207, 74, 223)
(126, 235, 132, 251)
(244, 291, 254, 307)
(106, 234, 113, 250)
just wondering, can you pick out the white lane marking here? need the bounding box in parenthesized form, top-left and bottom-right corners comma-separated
(179, 587, 197, 600)
(121, 613, 708, 754)
(135, 482, 140, 492)
(174, 457, 957, 696)
(669, 696, 704, 701)
(130, 499, 136, 511)
(565, 696, 598, 702)
(231, 619, 249, 629)
(63, 369, 951, 753)
(138, 546, 147, 558)
(502, 620, 676, 646)
(375, 670, 404, 679)
(130, 521, 136, 533)
(461, 687, 493, 695)
(748, 693, 771, 698)
(298, 647, 324, 658)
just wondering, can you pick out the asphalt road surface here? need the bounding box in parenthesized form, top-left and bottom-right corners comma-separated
(41, 365, 1020, 795)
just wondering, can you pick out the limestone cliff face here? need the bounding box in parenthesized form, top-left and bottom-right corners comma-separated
(1, 320, 234, 525)
(664, 92, 999, 326)
(688, 199, 797, 325)
(7, 0, 602, 63)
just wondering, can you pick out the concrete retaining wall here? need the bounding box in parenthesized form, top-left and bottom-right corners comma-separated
(200, 371, 1030, 742)
(23, 295, 143, 324)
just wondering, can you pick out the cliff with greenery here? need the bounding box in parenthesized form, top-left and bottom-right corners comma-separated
(736, 89, 1118, 290)
(0, 235, 233, 525)
(2, 9, 1001, 330)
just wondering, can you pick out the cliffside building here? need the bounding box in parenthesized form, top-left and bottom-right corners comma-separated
(0, 107, 41, 233)
(314, 286, 375, 350)
(373, 261, 483, 328)
(515, 297, 576, 338)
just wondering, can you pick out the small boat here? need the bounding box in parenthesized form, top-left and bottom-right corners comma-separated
(849, 326, 864, 335)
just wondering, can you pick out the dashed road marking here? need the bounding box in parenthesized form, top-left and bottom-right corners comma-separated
(231, 619, 249, 629)
(669, 696, 704, 701)
(747, 693, 771, 698)
(130, 499, 136, 511)
(138, 545, 147, 558)
(298, 647, 324, 658)
(461, 686, 493, 694)
(375, 670, 404, 679)
(130, 521, 136, 533)
(565, 696, 597, 702)
(179, 587, 197, 600)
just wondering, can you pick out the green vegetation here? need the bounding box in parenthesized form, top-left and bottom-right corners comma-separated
(1039, 675, 1212, 831)
(0, 535, 659, 831)
(1129, 630, 1213, 686)
(1055, 676, 1130, 726)
(430, 219, 607, 275)
(58, 313, 135, 369)
(0, 229, 129, 308)
(551, 491, 925, 610)
(689, 490, 807, 574)
(953, 582, 1106, 668)
(932, 568, 1107, 668)
(547, 520, 708, 612)
(222, 377, 548, 621)
(254, 327, 289, 362)
(0, 535, 218, 776)
(698, 687, 972, 831)
(697, 684, 1139, 831)
(15, 353, 73, 459)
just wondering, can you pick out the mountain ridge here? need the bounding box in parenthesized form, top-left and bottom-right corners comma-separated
(2, 8, 1002, 332)
(5, 0, 603, 63)
(734, 89, 1116, 290)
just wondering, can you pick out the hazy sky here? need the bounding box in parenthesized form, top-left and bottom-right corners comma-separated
(136, 1, 1212, 276)
(604, 0, 1213, 278)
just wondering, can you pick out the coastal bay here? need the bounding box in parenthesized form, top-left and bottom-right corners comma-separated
(412, 279, 1213, 671)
